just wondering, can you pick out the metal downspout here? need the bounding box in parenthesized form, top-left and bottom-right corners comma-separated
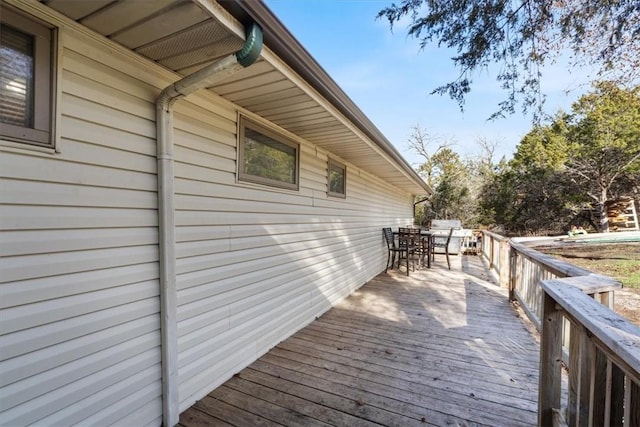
(155, 23, 262, 427)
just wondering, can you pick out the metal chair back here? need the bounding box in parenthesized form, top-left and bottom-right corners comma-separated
(383, 227, 396, 248)
(432, 227, 454, 270)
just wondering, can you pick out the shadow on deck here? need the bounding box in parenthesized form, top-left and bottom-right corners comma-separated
(179, 255, 541, 427)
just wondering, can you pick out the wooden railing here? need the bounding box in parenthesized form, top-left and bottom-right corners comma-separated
(480, 230, 640, 426)
(480, 230, 511, 294)
(479, 231, 618, 327)
(540, 277, 640, 426)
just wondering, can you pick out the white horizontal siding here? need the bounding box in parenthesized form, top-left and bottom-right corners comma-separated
(1, 18, 162, 426)
(1, 328, 159, 412)
(1, 297, 159, 362)
(1, 205, 158, 230)
(0, 151, 157, 193)
(5, 356, 161, 426)
(2, 179, 157, 209)
(1, 279, 159, 334)
(1, 227, 158, 257)
(173, 100, 414, 411)
(1, 245, 158, 283)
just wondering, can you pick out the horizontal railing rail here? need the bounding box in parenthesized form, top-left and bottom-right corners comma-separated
(479, 231, 617, 328)
(540, 278, 640, 426)
(479, 231, 638, 426)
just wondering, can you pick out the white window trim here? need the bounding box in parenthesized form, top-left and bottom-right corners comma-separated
(327, 157, 346, 198)
(0, 6, 58, 150)
(237, 115, 300, 191)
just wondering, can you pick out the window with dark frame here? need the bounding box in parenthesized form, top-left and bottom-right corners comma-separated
(0, 7, 55, 148)
(238, 116, 299, 190)
(327, 158, 346, 198)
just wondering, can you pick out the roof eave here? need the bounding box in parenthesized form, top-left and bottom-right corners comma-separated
(217, 0, 431, 196)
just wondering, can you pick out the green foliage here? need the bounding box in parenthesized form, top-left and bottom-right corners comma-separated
(477, 164, 515, 227)
(378, 0, 639, 119)
(512, 117, 573, 170)
(411, 83, 638, 234)
(409, 129, 502, 228)
(477, 82, 640, 234)
(567, 82, 640, 191)
(408, 130, 478, 225)
(564, 82, 640, 231)
(429, 148, 471, 220)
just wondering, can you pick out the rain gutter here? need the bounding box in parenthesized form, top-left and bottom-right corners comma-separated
(155, 22, 262, 427)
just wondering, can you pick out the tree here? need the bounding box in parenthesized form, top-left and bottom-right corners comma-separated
(477, 82, 640, 235)
(463, 137, 507, 227)
(565, 82, 640, 232)
(476, 118, 579, 234)
(407, 127, 506, 228)
(406, 127, 474, 221)
(511, 115, 572, 170)
(429, 148, 472, 222)
(405, 125, 453, 188)
(378, 1, 640, 119)
(244, 136, 296, 183)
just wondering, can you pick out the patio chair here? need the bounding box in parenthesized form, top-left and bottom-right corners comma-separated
(382, 227, 417, 275)
(431, 227, 454, 270)
(399, 227, 421, 274)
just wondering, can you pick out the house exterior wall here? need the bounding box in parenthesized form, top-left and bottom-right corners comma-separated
(0, 3, 415, 425)
(172, 105, 415, 410)
(0, 13, 165, 427)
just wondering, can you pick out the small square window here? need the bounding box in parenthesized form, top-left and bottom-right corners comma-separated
(238, 116, 299, 190)
(1, 7, 56, 148)
(328, 158, 346, 198)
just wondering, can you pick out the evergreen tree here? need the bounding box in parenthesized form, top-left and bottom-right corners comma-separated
(378, 0, 639, 119)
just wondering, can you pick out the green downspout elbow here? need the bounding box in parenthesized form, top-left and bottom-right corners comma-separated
(236, 22, 263, 67)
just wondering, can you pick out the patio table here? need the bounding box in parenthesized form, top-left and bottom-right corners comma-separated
(394, 228, 434, 269)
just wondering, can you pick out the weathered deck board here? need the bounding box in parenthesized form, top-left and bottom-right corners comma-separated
(180, 255, 541, 426)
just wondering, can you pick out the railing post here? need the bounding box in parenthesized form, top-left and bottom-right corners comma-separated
(568, 324, 590, 426)
(509, 248, 516, 301)
(628, 380, 640, 426)
(487, 234, 494, 269)
(538, 290, 563, 426)
(482, 231, 487, 257)
(498, 239, 510, 289)
(589, 345, 608, 425)
(608, 362, 625, 425)
(597, 291, 614, 310)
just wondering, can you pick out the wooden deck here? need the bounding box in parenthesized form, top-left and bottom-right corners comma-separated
(179, 255, 542, 427)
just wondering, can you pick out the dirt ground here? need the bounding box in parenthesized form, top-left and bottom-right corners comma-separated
(535, 243, 640, 326)
(615, 288, 640, 326)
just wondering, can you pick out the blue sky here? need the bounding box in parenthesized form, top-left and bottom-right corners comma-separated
(264, 0, 595, 168)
